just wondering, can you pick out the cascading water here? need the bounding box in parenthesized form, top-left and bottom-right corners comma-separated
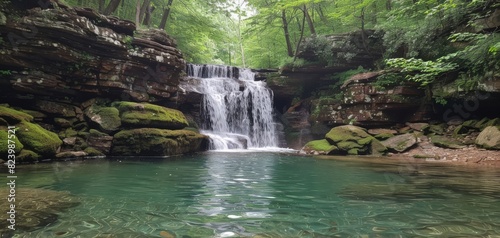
(186, 64, 278, 150)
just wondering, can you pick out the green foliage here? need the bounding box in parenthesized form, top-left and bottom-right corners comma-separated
(373, 73, 402, 90)
(385, 58, 458, 86)
(0, 69, 11, 75)
(300, 35, 333, 65)
(330, 66, 367, 90)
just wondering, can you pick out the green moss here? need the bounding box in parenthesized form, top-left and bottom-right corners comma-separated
(304, 139, 338, 153)
(59, 128, 78, 138)
(430, 135, 465, 149)
(0, 128, 24, 155)
(337, 141, 363, 151)
(89, 129, 109, 137)
(17, 149, 41, 163)
(475, 117, 490, 129)
(371, 139, 388, 155)
(428, 124, 445, 135)
(17, 121, 62, 156)
(84, 147, 104, 156)
(357, 136, 373, 145)
(462, 119, 478, 128)
(0, 106, 34, 124)
(112, 128, 207, 156)
(374, 133, 394, 140)
(85, 105, 121, 133)
(347, 148, 359, 155)
(112, 102, 188, 129)
(325, 125, 370, 144)
(485, 118, 500, 128)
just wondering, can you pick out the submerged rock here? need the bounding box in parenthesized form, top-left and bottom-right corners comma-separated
(0, 188, 79, 234)
(475, 126, 500, 150)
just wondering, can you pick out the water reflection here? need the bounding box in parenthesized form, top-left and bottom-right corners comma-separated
(3, 154, 500, 237)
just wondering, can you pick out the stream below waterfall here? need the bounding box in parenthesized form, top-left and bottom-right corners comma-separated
(186, 64, 279, 150)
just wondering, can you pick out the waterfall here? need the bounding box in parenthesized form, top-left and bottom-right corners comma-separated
(187, 64, 278, 150)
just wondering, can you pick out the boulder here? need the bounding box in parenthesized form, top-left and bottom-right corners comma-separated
(111, 128, 208, 156)
(406, 122, 429, 132)
(84, 104, 121, 133)
(112, 102, 188, 130)
(368, 128, 398, 135)
(87, 129, 113, 154)
(430, 135, 465, 149)
(381, 133, 417, 153)
(35, 100, 76, 117)
(302, 139, 340, 155)
(16, 150, 41, 163)
(0, 106, 34, 124)
(475, 126, 500, 150)
(322, 125, 386, 155)
(17, 121, 62, 156)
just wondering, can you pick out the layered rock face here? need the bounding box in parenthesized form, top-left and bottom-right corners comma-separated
(0, 1, 208, 161)
(0, 1, 184, 103)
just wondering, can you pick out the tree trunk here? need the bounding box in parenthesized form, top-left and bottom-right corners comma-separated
(281, 10, 294, 57)
(138, 0, 151, 24)
(98, 0, 106, 13)
(304, 5, 316, 36)
(386, 0, 392, 10)
(103, 0, 121, 15)
(159, 0, 174, 30)
(135, 0, 141, 26)
(143, 5, 155, 26)
(292, 8, 307, 64)
(238, 16, 246, 67)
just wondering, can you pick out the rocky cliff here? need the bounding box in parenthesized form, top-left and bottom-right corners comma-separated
(0, 1, 208, 162)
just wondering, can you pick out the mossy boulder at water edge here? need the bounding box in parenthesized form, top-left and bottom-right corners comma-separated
(112, 102, 189, 129)
(302, 125, 387, 155)
(302, 139, 340, 155)
(111, 128, 208, 156)
(17, 121, 63, 156)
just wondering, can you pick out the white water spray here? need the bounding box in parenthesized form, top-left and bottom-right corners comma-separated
(187, 64, 278, 150)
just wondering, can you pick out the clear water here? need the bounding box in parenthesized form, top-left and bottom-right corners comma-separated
(4, 153, 500, 237)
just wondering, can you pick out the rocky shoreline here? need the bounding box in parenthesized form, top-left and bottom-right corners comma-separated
(301, 119, 500, 167)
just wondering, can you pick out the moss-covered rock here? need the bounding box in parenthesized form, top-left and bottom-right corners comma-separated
(475, 126, 500, 150)
(325, 125, 371, 144)
(374, 133, 394, 140)
(112, 102, 189, 130)
(111, 128, 208, 156)
(302, 139, 340, 155)
(430, 135, 465, 149)
(428, 124, 446, 135)
(84, 104, 121, 133)
(0, 128, 24, 155)
(381, 133, 417, 152)
(17, 121, 62, 156)
(17, 149, 41, 163)
(84, 147, 105, 156)
(0, 106, 34, 124)
(321, 125, 385, 155)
